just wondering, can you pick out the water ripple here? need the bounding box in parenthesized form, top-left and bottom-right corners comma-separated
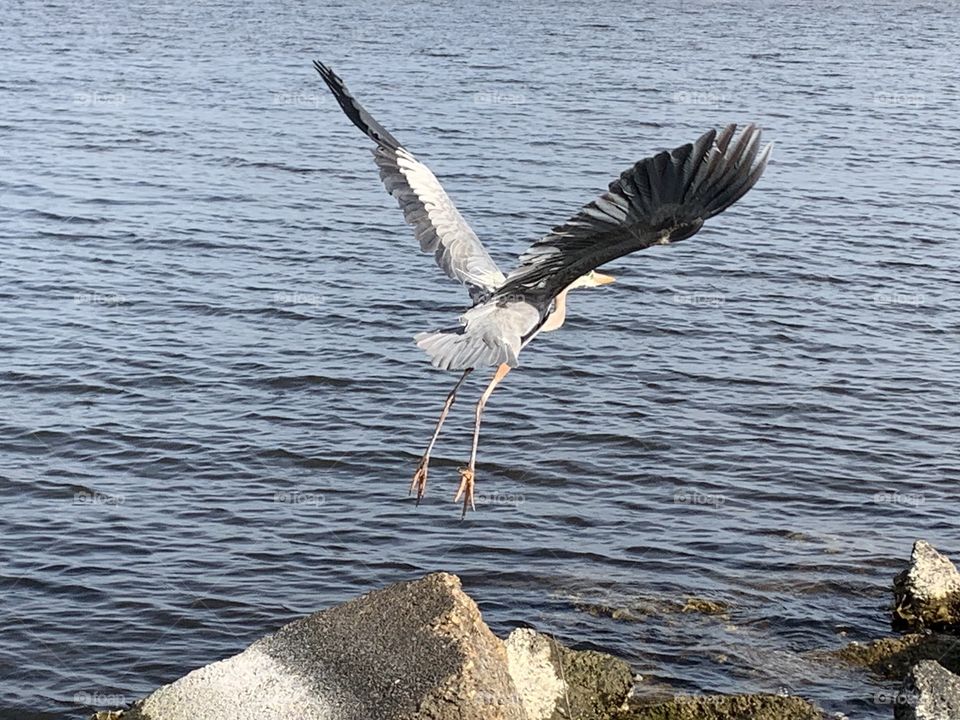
(2, 1, 960, 719)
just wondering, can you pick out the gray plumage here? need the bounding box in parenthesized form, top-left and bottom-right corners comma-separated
(313, 61, 772, 372)
(314, 61, 504, 301)
(414, 300, 541, 370)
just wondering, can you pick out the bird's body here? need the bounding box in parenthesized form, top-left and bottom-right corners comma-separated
(313, 61, 771, 515)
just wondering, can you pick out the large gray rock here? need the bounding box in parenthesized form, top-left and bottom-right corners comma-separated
(893, 541, 960, 633)
(111, 573, 526, 720)
(895, 660, 960, 720)
(100, 574, 636, 720)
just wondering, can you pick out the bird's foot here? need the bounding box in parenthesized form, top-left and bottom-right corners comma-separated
(410, 456, 429, 505)
(454, 467, 476, 518)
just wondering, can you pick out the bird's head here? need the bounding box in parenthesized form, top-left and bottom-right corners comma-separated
(569, 270, 616, 290)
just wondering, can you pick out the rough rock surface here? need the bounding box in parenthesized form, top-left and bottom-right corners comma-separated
(99, 574, 639, 720)
(893, 541, 960, 633)
(612, 693, 824, 720)
(108, 573, 525, 720)
(504, 628, 633, 720)
(895, 661, 960, 720)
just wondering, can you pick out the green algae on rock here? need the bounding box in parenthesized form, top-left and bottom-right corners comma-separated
(550, 641, 633, 719)
(610, 693, 825, 720)
(573, 595, 731, 623)
(826, 633, 960, 679)
(681, 597, 730, 616)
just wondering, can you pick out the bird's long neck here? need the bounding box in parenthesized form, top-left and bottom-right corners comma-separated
(540, 288, 569, 333)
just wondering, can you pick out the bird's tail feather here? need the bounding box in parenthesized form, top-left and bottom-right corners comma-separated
(414, 327, 517, 371)
(415, 298, 541, 371)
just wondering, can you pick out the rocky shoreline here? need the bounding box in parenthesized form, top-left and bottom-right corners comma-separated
(826, 541, 960, 720)
(94, 541, 960, 720)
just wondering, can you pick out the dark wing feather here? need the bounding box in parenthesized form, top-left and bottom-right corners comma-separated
(313, 61, 505, 299)
(497, 125, 771, 305)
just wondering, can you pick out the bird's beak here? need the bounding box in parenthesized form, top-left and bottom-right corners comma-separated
(593, 272, 616, 286)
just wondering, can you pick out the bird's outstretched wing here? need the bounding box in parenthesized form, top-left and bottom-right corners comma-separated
(313, 61, 506, 300)
(497, 124, 771, 305)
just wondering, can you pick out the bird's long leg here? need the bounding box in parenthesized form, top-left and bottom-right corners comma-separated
(455, 362, 512, 517)
(410, 368, 472, 504)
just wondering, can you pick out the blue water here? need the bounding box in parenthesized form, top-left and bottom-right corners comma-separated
(2, 1, 959, 718)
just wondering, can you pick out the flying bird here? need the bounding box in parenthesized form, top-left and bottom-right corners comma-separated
(313, 60, 771, 517)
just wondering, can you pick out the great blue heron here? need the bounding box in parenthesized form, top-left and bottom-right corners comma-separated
(313, 61, 771, 516)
